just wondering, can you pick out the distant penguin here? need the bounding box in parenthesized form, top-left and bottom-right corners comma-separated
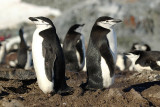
(63, 24, 85, 72)
(8, 27, 33, 70)
(83, 16, 122, 90)
(0, 41, 7, 64)
(116, 42, 151, 71)
(130, 42, 151, 52)
(126, 50, 160, 72)
(16, 27, 28, 68)
(29, 16, 72, 94)
(5, 32, 28, 53)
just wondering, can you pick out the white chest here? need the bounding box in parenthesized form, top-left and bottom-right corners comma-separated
(116, 54, 125, 71)
(135, 64, 152, 72)
(101, 57, 114, 88)
(32, 28, 53, 94)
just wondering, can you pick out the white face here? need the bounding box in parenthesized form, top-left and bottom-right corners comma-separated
(126, 53, 140, 63)
(134, 45, 147, 51)
(97, 20, 117, 29)
(74, 26, 83, 33)
(33, 19, 52, 28)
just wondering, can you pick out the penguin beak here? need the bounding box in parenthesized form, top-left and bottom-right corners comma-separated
(112, 19, 122, 23)
(29, 17, 38, 21)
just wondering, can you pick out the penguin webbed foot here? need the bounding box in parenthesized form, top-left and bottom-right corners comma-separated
(80, 83, 103, 91)
(57, 86, 74, 96)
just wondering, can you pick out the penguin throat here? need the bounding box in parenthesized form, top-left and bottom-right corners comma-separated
(97, 22, 114, 30)
(36, 24, 52, 29)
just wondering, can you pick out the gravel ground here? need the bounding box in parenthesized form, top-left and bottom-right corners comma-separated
(0, 65, 160, 106)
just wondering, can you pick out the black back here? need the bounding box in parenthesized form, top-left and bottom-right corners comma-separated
(39, 27, 68, 92)
(132, 51, 160, 71)
(63, 24, 84, 72)
(17, 27, 28, 68)
(85, 22, 115, 90)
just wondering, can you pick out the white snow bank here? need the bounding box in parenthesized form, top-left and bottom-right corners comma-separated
(0, 0, 61, 29)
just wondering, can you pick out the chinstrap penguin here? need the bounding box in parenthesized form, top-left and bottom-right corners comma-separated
(63, 24, 86, 72)
(9, 27, 33, 70)
(126, 50, 160, 72)
(29, 16, 72, 94)
(17, 27, 29, 68)
(82, 16, 122, 90)
(116, 42, 151, 71)
(130, 42, 151, 52)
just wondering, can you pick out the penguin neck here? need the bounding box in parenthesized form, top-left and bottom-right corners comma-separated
(92, 25, 110, 37)
(36, 24, 52, 31)
(19, 34, 27, 48)
(34, 25, 52, 38)
(19, 34, 25, 42)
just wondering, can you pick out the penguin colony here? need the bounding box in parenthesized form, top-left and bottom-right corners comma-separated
(29, 16, 122, 93)
(1, 15, 159, 95)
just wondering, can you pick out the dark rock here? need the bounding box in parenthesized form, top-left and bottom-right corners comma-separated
(142, 85, 160, 107)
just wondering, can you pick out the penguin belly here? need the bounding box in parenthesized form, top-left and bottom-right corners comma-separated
(32, 31, 53, 94)
(134, 64, 152, 72)
(101, 57, 114, 88)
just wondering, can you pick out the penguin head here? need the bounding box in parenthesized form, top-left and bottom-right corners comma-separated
(29, 16, 55, 29)
(130, 43, 151, 52)
(96, 16, 122, 29)
(68, 24, 85, 33)
(125, 51, 142, 63)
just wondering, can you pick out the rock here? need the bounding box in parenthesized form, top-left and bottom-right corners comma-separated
(108, 88, 123, 97)
(125, 89, 149, 106)
(73, 87, 83, 96)
(0, 68, 36, 80)
(1, 99, 24, 107)
(142, 85, 160, 106)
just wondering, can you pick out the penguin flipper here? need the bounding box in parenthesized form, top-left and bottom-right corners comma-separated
(99, 43, 115, 77)
(42, 41, 56, 82)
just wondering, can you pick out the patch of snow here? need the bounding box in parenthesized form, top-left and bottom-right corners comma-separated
(0, 0, 61, 29)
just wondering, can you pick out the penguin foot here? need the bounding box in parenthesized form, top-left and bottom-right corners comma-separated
(46, 91, 56, 97)
(80, 83, 100, 91)
(57, 86, 74, 96)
